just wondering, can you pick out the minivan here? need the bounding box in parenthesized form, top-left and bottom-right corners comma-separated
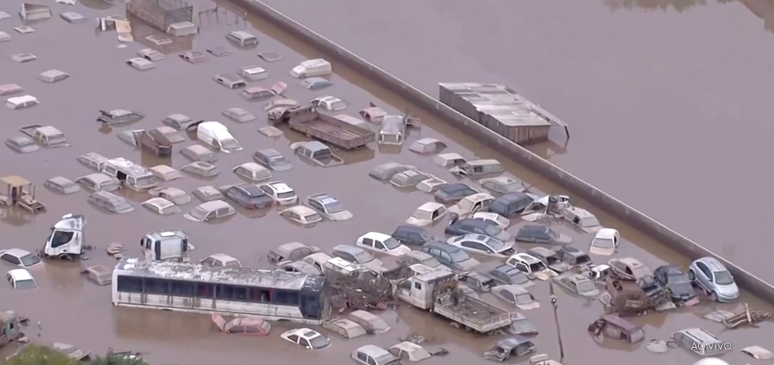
(489, 192, 534, 218)
(101, 157, 157, 191)
(225, 30, 259, 46)
(419, 240, 480, 272)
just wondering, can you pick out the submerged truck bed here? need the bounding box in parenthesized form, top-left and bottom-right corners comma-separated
(285, 106, 375, 150)
(433, 293, 511, 333)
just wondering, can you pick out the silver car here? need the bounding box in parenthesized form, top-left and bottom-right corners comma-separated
(88, 191, 134, 214)
(688, 257, 739, 302)
(5, 136, 38, 153)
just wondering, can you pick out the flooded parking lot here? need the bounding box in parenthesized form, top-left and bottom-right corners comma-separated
(257, 0, 774, 282)
(0, 0, 772, 364)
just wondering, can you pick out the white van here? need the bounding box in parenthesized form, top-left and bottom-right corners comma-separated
(195, 121, 242, 153)
(140, 230, 194, 262)
(6, 95, 39, 110)
(289, 58, 332, 79)
(101, 157, 157, 191)
(225, 30, 258, 46)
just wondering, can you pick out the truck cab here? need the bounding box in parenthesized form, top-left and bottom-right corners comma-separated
(43, 214, 86, 260)
(394, 270, 456, 309)
(0, 311, 21, 348)
(140, 230, 194, 262)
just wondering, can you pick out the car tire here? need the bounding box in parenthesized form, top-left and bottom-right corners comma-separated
(709, 291, 718, 301)
(688, 269, 695, 281)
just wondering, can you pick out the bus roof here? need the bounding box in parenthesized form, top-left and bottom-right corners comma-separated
(115, 258, 324, 291)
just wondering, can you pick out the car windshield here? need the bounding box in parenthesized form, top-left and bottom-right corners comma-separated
(303, 213, 321, 222)
(383, 237, 401, 250)
(189, 207, 209, 221)
(483, 224, 501, 236)
(435, 190, 450, 198)
(515, 293, 533, 305)
(483, 237, 505, 251)
(529, 262, 546, 272)
(323, 201, 344, 213)
(19, 254, 40, 267)
(269, 156, 286, 165)
(576, 281, 596, 293)
(15, 278, 36, 289)
(278, 192, 296, 199)
(668, 273, 690, 284)
(580, 216, 600, 228)
(714, 270, 734, 285)
(508, 272, 529, 284)
(545, 228, 558, 239)
(221, 138, 241, 151)
(309, 335, 330, 349)
(423, 257, 442, 268)
(114, 200, 133, 211)
(594, 238, 614, 248)
(449, 249, 470, 262)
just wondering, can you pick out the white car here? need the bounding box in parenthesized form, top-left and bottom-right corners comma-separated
(505, 253, 556, 280)
(279, 205, 323, 225)
(447, 234, 515, 258)
(6, 269, 36, 289)
(199, 253, 242, 268)
(258, 181, 298, 206)
(280, 328, 331, 350)
(236, 65, 269, 81)
(356, 232, 411, 256)
(405, 202, 447, 226)
(0, 248, 41, 268)
(141, 197, 181, 215)
(447, 192, 494, 218)
(307, 193, 353, 221)
(590, 228, 620, 256)
(471, 212, 510, 229)
(310, 96, 347, 111)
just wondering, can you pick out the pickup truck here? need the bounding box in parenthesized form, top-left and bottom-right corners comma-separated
(394, 270, 512, 334)
(271, 105, 375, 150)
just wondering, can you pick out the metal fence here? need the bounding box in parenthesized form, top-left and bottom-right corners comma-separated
(126, 0, 193, 32)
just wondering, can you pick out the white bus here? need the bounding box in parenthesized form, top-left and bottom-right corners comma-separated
(112, 258, 329, 324)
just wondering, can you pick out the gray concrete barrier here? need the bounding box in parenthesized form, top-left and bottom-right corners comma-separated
(234, 0, 774, 303)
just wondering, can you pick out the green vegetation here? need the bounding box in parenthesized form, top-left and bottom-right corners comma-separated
(5, 344, 78, 365)
(90, 356, 150, 365)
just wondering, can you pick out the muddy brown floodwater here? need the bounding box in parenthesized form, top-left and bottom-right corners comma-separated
(257, 0, 774, 282)
(0, 0, 771, 364)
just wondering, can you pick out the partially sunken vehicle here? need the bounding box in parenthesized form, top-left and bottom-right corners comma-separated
(19, 125, 68, 147)
(182, 162, 220, 178)
(97, 109, 144, 125)
(5, 135, 39, 153)
(267, 241, 321, 264)
(307, 193, 353, 221)
(148, 187, 192, 205)
(390, 170, 428, 188)
(291, 141, 344, 167)
(184, 200, 236, 222)
(76, 152, 109, 171)
(200, 254, 242, 268)
(88, 191, 134, 214)
(141, 197, 180, 216)
(191, 121, 242, 153)
(81, 265, 113, 286)
(588, 315, 645, 343)
(42, 214, 86, 260)
(553, 272, 600, 297)
(348, 310, 391, 334)
(369, 162, 415, 181)
(75, 173, 120, 192)
(482, 336, 536, 362)
(44, 176, 80, 195)
(274, 106, 374, 150)
(253, 149, 292, 171)
(212, 314, 270, 335)
(181, 144, 218, 163)
(162, 114, 194, 130)
(102, 158, 157, 191)
(322, 319, 366, 339)
(409, 138, 446, 154)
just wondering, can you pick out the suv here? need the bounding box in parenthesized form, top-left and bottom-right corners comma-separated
(688, 257, 739, 302)
(391, 225, 435, 246)
(672, 328, 728, 356)
(419, 241, 480, 272)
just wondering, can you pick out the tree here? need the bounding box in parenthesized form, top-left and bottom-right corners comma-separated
(5, 344, 78, 365)
(90, 356, 149, 365)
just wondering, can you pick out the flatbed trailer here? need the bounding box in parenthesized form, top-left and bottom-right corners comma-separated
(275, 105, 375, 150)
(433, 293, 512, 333)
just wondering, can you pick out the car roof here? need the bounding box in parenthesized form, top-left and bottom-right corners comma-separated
(197, 200, 231, 211)
(423, 241, 460, 253)
(144, 197, 174, 208)
(356, 345, 390, 357)
(310, 193, 337, 205)
(234, 184, 264, 196)
(697, 257, 727, 272)
(1, 248, 32, 258)
(497, 191, 530, 202)
(417, 202, 444, 212)
(655, 264, 684, 275)
(362, 232, 392, 242)
(8, 269, 33, 280)
(596, 228, 618, 239)
(493, 264, 519, 274)
(439, 183, 470, 192)
(333, 245, 365, 255)
(494, 284, 528, 294)
(520, 224, 548, 232)
(257, 148, 281, 157)
(395, 225, 424, 234)
(514, 253, 541, 264)
(676, 328, 719, 341)
(456, 218, 489, 228)
(267, 181, 292, 193)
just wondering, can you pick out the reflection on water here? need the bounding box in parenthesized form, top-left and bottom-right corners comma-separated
(604, 0, 735, 11)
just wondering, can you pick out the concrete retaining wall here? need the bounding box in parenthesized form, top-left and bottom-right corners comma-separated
(234, 0, 774, 303)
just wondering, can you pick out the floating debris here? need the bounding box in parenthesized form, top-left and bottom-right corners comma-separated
(14, 26, 35, 34)
(741, 345, 773, 360)
(646, 339, 668, 353)
(168, 21, 197, 36)
(258, 51, 282, 62)
(722, 304, 771, 329)
(11, 53, 36, 63)
(55, 0, 76, 4)
(60, 11, 86, 24)
(19, 3, 51, 21)
(0, 12, 10, 19)
(703, 309, 735, 323)
(0, 31, 10, 42)
(106, 242, 124, 255)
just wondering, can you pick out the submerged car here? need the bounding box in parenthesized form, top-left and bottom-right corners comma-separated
(221, 184, 273, 209)
(280, 328, 330, 350)
(447, 234, 515, 257)
(307, 193, 352, 221)
(406, 202, 447, 226)
(492, 285, 540, 310)
(688, 257, 739, 302)
(184, 200, 236, 222)
(88, 191, 134, 214)
(331, 245, 383, 268)
(553, 272, 599, 297)
(311, 96, 347, 111)
(0, 248, 41, 268)
(258, 181, 298, 206)
(419, 241, 480, 272)
(267, 241, 320, 264)
(654, 264, 696, 302)
(253, 149, 292, 171)
(672, 328, 729, 357)
(482, 336, 536, 362)
(590, 228, 620, 256)
(445, 217, 511, 242)
(391, 225, 435, 247)
(486, 264, 532, 287)
(434, 183, 478, 204)
(515, 225, 572, 245)
(279, 205, 323, 225)
(5, 136, 39, 153)
(6, 269, 36, 289)
(369, 162, 415, 181)
(97, 109, 144, 125)
(356, 232, 411, 257)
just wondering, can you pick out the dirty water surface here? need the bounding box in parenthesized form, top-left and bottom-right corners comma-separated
(256, 0, 774, 282)
(0, 1, 771, 364)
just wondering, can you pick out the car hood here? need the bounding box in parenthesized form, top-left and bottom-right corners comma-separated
(669, 283, 696, 298)
(716, 283, 739, 297)
(271, 162, 293, 171)
(328, 210, 353, 221)
(516, 301, 540, 310)
(183, 213, 204, 222)
(386, 245, 412, 256)
(405, 216, 432, 227)
(555, 233, 573, 244)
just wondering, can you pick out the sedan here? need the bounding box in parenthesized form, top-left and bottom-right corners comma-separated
(253, 149, 293, 171)
(356, 232, 411, 257)
(447, 234, 515, 257)
(331, 245, 383, 267)
(492, 285, 540, 310)
(445, 218, 512, 242)
(654, 264, 697, 303)
(300, 77, 332, 90)
(280, 328, 330, 350)
(419, 241, 480, 272)
(310, 96, 347, 111)
(200, 253, 242, 268)
(486, 264, 532, 287)
(307, 193, 353, 221)
(552, 272, 599, 297)
(141, 197, 181, 216)
(515, 225, 572, 245)
(279, 205, 323, 225)
(396, 251, 443, 269)
(471, 212, 510, 229)
(0, 248, 41, 268)
(221, 184, 273, 209)
(434, 183, 479, 204)
(477, 176, 527, 195)
(5, 136, 39, 153)
(237, 65, 269, 80)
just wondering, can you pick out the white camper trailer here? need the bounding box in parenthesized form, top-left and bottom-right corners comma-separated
(140, 230, 194, 262)
(43, 214, 86, 260)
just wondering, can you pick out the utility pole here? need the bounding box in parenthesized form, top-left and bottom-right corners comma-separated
(548, 281, 565, 363)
